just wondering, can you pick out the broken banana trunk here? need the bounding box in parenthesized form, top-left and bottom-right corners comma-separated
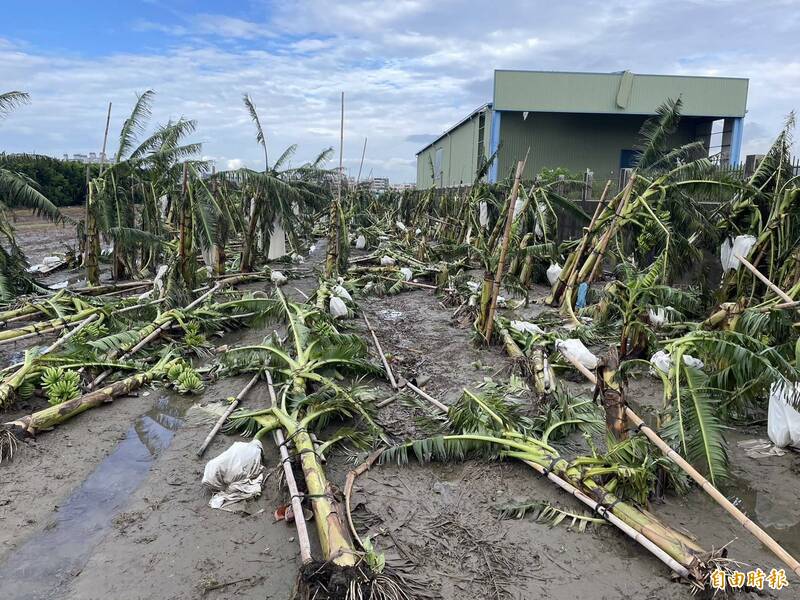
(594, 349, 628, 441)
(3, 370, 154, 439)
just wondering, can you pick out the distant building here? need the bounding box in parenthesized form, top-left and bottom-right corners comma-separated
(416, 69, 749, 188)
(370, 177, 389, 193)
(63, 152, 107, 164)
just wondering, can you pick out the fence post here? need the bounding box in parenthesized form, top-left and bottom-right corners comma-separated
(582, 169, 594, 202)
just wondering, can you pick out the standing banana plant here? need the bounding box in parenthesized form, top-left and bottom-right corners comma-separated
(235, 95, 332, 272)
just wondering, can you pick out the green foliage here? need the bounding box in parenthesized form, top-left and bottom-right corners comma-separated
(537, 167, 581, 185)
(496, 500, 604, 532)
(0, 154, 90, 206)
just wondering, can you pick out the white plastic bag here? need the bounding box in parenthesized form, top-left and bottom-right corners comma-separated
(43, 256, 61, 267)
(399, 267, 413, 281)
(720, 235, 756, 272)
(380, 255, 395, 266)
(546, 263, 563, 286)
(395, 221, 407, 232)
(267, 218, 287, 260)
(649, 350, 673, 375)
(649, 351, 705, 375)
(329, 296, 348, 319)
(648, 307, 668, 327)
(767, 381, 800, 448)
(556, 339, 598, 370)
(510, 320, 544, 335)
(466, 281, 480, 293)
(333, 279, 353, 302)
(479, 201, 489, 227)
(270, 270, 288, 286)
(202, 440, 265, 511)
(355, 234, 367, 250)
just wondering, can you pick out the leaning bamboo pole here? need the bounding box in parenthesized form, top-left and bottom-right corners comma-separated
(363, 313, 398, 389)
(196, 371, 261, 457)
(90, 282, 224, 389)
(484, 155, 527, 342)
(405, 384, 703, 580)
(558, 347, 800, 578)
(558, 181, 612, 311)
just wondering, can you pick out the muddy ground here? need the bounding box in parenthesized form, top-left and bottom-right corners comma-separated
(0, 227, 798, 599)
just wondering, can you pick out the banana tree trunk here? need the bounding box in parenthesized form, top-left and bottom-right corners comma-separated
(85, 183, 101, 286)
(275, 410, 357, 567)
(4, 370, 155, 438)
(0, 308, 99, 345)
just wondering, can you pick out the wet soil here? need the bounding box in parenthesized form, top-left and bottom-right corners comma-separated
(1, 240, 798, 599)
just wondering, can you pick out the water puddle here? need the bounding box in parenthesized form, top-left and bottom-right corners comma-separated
(728, 476, 800, 557)
(378, 309, 403, 322)
(0, 393, 191, 600)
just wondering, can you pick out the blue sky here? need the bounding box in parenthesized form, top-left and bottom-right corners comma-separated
(2, 1, 799, 182)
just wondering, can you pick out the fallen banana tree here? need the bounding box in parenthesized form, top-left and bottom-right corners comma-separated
(384, 384, 725, 589)
(559, 345, 800, 579)
(215, 293, 411, 599)
(0, 312, 102, 408)
(0, 354, 203, 462)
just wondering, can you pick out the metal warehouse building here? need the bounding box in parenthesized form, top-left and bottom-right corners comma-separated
(416, 70, 749, 188)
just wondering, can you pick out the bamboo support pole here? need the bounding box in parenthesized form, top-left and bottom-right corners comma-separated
(736, 254, 795, 304)
(196, 371, 261, 457)
(363, 313, 398, 389)
(484, 155, 527, 342)
(265, 371, 313, 564)
(583, 176, 636, 285)
(558, 181, 612, 310)
(558, 347, 800, 578)
(519, 458, 690, 578)
(405, 381, 449, 413)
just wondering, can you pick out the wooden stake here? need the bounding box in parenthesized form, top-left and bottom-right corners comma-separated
(196, 371, 261, 457)
(362, 313, 398, 389)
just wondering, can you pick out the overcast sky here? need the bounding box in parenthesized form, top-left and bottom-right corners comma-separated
(1, 0, 798, 182)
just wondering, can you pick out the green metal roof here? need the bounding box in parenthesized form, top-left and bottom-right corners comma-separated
(493, 70, 748, 118)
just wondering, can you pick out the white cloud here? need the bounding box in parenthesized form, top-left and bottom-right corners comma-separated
(226, 158, 244, 170)
(1, 1, 799, 183)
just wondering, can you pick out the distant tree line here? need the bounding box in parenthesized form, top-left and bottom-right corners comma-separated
(0, 154, 94, 207)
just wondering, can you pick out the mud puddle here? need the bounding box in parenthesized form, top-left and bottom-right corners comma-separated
(729, 475, 800, 557)
(0, 393, 191, 600)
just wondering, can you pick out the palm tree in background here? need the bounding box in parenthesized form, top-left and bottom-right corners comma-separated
(0, 91, 65, 298)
